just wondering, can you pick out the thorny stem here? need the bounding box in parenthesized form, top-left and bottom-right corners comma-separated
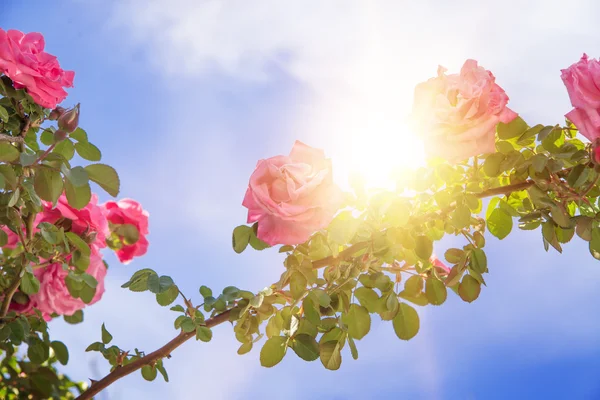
(75, 169, 599, 399)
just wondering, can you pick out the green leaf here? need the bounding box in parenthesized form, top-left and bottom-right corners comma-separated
(342, 304, 370, 340)
(404, 275, 424, 297)
(84, 163, 120, 197)
(458, 275, 481, 302)
(85, 342, 104, 352)
(497, 115, 528, 140)
(70, 128, 88, 142)
(53, 139, 75, 160)
(354, 287, 380, 313)
(414, 235, 433, 260)
(156, 285, 179, 306)
(425, 277, 447, 306)
(392, 303, 419, 340)
(180, 318, 195, 333)
(309, 289, 331, 308)
(147, 275, 174, 294)
(348, 336, 359, 360)
(199, 285, 212, 298)
(20, 152, 37, 166)
(64, 310, 83, 324)
(0, 143, 19, 162)
(156, 360, 169, 382)
(444, 248, 464, 264)
(74, 142, 101, 161)
(196, 326, 212, 342)
(531, 154, 548, 173)
(451, 203, 471, 229)
(28, 339, 49, 364)
(290, 272, 307, 299)
(260, 336, 287, 367)
(303, 298, 320, 326)
(101, 323, 113, 344)
(470, 248, 487, 274)
(487, 208, 513, 239)
(20, 272, 40, 295)
(141, 365, 157, 381)
(34, 166, 63, 203)
(64, 179, 92, 210)
(319, 340, 342, 370)
(0, 105, 8, 121)
(0, 229, 8, 247)
(237, 342, 253, 355)
(589, 228, 600, 260)
(576, 217, 593, 241)
(232, 225, 252, 254)
(291, 334, 319, 362)
(328, 212, 361, 243)
(50, 341, 69, 365)
(40, 128, 55, 145)
(63, 166, 89, 187)
(7, 187, 19, 207)
(483, 153, 505, 177)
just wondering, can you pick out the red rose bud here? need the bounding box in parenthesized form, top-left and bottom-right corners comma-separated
(53, 129, 67, 142)
(57, 103, 80, 133)
(48, 106, 65, 121)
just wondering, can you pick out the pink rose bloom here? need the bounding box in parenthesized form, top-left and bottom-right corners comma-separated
(242, 141, 343, 246)
(561, 54, 600, 141)
(412, 59, 517, 162)
(431, 256, 450, 275)
(0, 29, 74, 109)
(102, 199, 150, 264)
(30, 251, 107, 318)
(37, 194, 109, 251)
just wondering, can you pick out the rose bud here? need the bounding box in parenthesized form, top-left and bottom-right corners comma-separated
(57, 103, 80, 133)
(48, 106, 65, 121)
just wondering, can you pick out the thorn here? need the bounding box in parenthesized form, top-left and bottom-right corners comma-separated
(89, 379, 98, 386)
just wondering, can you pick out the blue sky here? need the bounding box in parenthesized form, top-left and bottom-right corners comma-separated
(4, 1, 600, 399)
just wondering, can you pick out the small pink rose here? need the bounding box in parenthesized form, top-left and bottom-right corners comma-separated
(0, 29, 74, 109)
(242, 141, 343, 246)
(101, 199, 150, 264)
(431, 256, 450, 275)
(412, 59, 517, 162)
(37, 194, 109, 251)
(30, 251, 107, 318)
(562, 54, 600, 141)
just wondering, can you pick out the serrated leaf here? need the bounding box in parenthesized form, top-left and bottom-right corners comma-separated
(156, 285, 179, 306)
(101, 323, 113, 344)
(0, 143, 19, 162)
(392, 303, 419, 340)
(425, 277, 447, 306)
(291, 334, 319, 361)
(342, 304, 370, 340)
(232, 225, 252, 254)
(487, 208, 512, 239)
(51, 341, 69, 365)
(84, 163, 120, 197)
(74, 142, 101, 161)
(458, 275, 481, 302)
(319, 340, 342, 370)
(260, 336, 287, 367)
(34, 166, 63, 203)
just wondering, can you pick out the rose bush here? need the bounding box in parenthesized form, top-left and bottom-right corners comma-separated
(2, 28, 600, 400)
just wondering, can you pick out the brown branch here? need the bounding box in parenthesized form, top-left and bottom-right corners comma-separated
(75, 309, 232, 400)
(0, 134, 24, 144)
(0, 266, 22, 318)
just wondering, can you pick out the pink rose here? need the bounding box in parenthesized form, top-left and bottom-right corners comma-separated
(0, 29, 74, 109)
(431, 256, 450, 275)
(101, 199, 149, 264)
(242, 141, 342, 246)
(30, 251, 107, 318)
(37, 194, 109, 251)
(561, 54, 600, 141)
(412, 59, 517, 162)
